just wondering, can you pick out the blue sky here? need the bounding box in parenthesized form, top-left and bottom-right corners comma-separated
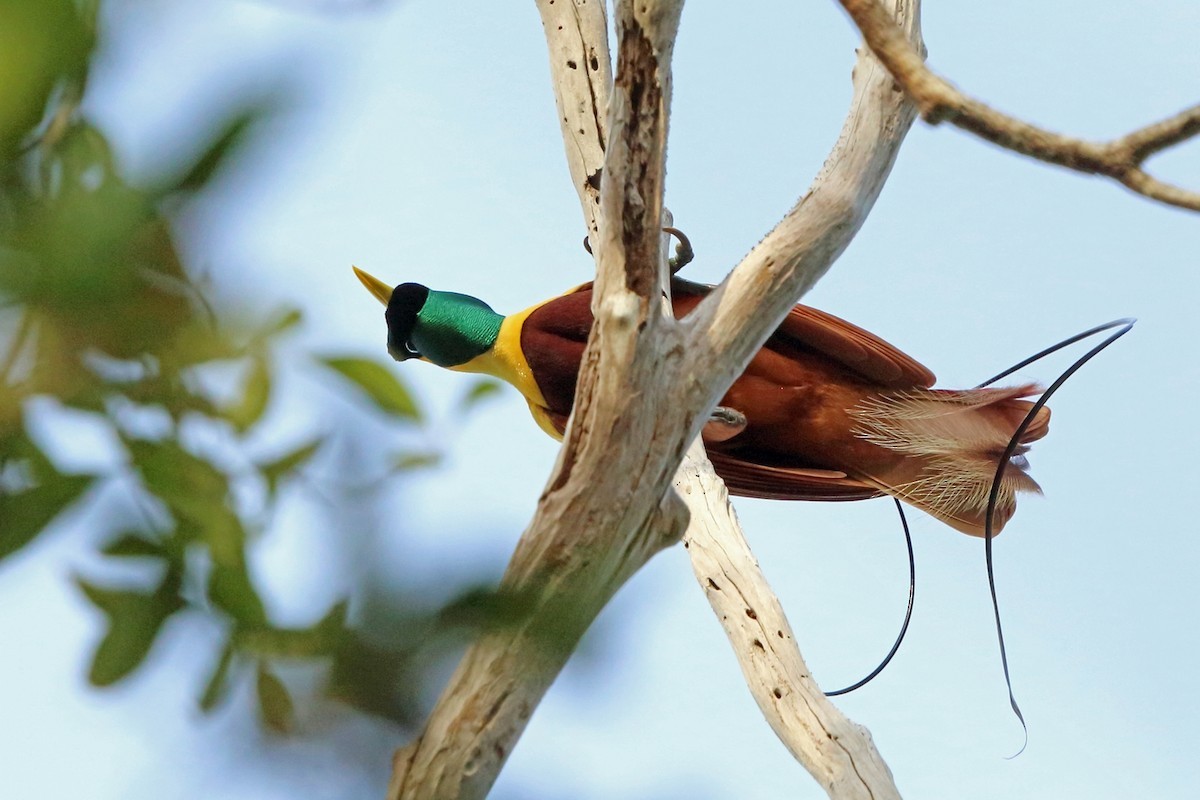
(2, 1, 1198, 798)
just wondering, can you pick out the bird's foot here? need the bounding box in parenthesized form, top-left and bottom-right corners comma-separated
(663, 227, 693, 273)
(702, 406, 747, 443)
(581, 227, 694, 274)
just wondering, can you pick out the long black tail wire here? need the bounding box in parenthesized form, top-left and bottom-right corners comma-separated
(824, 318, 1136, 754)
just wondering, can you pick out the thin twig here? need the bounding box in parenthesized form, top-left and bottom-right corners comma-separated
(836, 0, 1200, 212)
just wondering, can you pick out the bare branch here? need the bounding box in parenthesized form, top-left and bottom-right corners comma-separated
(667, 1, 923, 795)
(390, 0, 922, 793)
(835, 0, 1200, 212)
(677, 442, 900, 800)
(536, 0, 612, 239)
(388, 3, 689, 798)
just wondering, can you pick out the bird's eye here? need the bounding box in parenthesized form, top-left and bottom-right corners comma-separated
(388, 341, 421, 362)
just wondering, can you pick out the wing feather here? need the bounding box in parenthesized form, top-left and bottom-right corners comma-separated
(706, 450, 882, 502)
(671, 278, 935, 389)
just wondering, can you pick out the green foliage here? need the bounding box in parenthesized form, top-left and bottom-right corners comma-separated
(76, 567, 185, 686)
(458, 377, 504, 412)
(0, 0, 93, 160)
(391, 451, 443, 472)
(225, 353, 271, 432)
(0, 0, 537, 742)
(0, 429, 94, 559)
(255, 663, 296, 734)
(199, 639, 237, 712)
(100, 532, 165, 559)
(170, 105, 265, 195)
(317, 355, 421, 419)
(258, 437, 322, 496)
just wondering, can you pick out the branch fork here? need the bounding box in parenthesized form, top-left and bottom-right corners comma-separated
(391, 0, 919, 797)
(837, 0, 1200, 211)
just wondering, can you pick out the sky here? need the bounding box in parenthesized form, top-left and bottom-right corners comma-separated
(2, 1, 1199, 798)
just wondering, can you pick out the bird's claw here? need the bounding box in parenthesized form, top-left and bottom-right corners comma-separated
(582, 226, 695, 274)
(663, 227, 693, 273)
(702, 406, 747, 443)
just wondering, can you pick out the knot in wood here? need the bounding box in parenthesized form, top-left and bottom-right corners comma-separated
(600, 291, 642, 330)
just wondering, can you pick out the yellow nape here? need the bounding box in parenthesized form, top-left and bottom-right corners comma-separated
(352, 266, 393, 306)
(450, 300, 550, 409)
(450, 286, 594, 439)
(527, 401, 564, 440)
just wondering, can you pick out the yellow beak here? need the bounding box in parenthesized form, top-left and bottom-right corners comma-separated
(352, 266, 393, 307)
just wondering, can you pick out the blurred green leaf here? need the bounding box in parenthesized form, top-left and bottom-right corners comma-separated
(438, 585, 537, 633)
(260, 307, 302, 339)
(157, 321, 245, 370)
(56, 121, 114, 194)
(199, 639, 237, 713)
(0, 0, 93, 160)
(316, 599, 350, 638)
(327, 634, 421, 727)
(208, 563, 268, 627)
(256, 663, 294, 734)
(127, 437, 226, 499)
(101, 531, 165, 559)
(172, 108, 261, 195)
(9, 176, 149, 304)
(392, 451, 441, 472)
(234, 599, 349, 659)
(56, 381, 108, 415)
(0, 472, 92, 561)
(125, 437, 245, 562)
(225, 354, 270, 433)
(0, 470, 92, 554)
(317, 356, 419, 419)
(76, 568, 184, 686)
(258, 437, 322, 495)
(458, 378, 503, 412)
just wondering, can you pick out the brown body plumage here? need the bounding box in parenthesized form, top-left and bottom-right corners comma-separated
(521, 279, 1049, 536)
(351, 266, 1050, 537)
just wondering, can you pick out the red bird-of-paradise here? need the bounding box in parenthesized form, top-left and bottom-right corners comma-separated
(352, 266, 1052, 537)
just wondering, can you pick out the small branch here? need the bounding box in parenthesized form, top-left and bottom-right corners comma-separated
(835, 0, 1200, 212)
(677, 443, 900, 800)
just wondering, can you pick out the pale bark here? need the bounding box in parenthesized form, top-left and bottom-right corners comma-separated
(536, 0, 611, 240)
(678, 442, 900, 800)
(389, 4, 689, 798)
(388, 0, 921, 797)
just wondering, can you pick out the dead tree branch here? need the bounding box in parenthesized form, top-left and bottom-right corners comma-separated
(388, 0, 921, 795)
(537, 0, 612, 240)
(388, 3, 689, 797)
(836, 0, 1200, 212)
(678, 443, 901, 799)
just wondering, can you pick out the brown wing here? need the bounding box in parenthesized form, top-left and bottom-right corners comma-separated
(537, 408, 880, 502)
(530, 279, 922, 504)
(671, 278, 935, 389)
(775, 305, 935, 389)
(707, 450, 882, 502)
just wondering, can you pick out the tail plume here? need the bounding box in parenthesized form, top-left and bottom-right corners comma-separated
(850, 384, 1049, 536)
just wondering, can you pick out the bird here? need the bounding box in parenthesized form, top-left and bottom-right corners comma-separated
(353, 266, 1049, 537)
